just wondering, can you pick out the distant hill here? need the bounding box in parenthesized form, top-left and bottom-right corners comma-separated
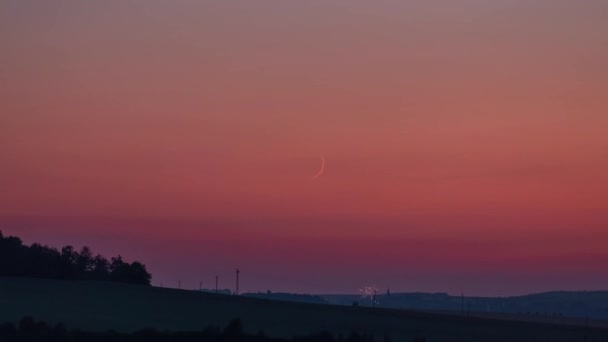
(2, 277, 608, 341)
(196, 288, 233, 295)
(243, 292, 328, 304)
(322, 291, 608, 320)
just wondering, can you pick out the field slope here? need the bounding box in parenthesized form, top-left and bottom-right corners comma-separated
(1, 277, 608, 341)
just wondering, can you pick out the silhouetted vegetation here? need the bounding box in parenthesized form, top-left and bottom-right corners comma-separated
(0, 230, 151, 285)
(0, 317, 379, 342)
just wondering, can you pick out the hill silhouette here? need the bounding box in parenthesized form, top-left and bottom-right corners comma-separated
(244, 292, 328, 305)
(2, 231, 608, 341)
(1, 277, 608, 341)
(323, 291, 608, 320)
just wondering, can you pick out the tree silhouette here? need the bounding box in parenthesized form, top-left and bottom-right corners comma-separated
(0, 231, 25, 276)
(75, 246, 93, 275)
(91, 254, 110, 280)
(0, 230, 151, 285)
(0, 316, 376, 342)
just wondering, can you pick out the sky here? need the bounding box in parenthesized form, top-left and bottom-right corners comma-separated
(1, 0, 608, 296)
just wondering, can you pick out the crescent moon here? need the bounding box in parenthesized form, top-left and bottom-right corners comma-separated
(312, 153, 325, 180)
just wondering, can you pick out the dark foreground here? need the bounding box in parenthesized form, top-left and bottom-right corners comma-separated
(1, 277, 608, 341)
(0, 317, 373, 342)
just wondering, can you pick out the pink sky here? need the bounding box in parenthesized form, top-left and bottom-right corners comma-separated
(1, 1, 608, 295)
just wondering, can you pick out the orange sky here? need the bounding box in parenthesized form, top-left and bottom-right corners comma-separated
(1, 1, 608, 294)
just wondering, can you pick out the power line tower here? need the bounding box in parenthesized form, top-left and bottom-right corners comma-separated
(235, 268, 240, 295)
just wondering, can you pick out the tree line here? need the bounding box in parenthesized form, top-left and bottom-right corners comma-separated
(0, 317, 384, 342)
(0, 230, 151, 285)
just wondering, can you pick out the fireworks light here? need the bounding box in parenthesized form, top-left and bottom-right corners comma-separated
(358, 285, 379, 306)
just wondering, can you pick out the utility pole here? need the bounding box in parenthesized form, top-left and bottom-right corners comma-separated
(461, 293, 464, 314)
(178, 280, 181, 289)
(215, 275, 219, 293)
(199, 281, 202, 291)
(373, 288, 377, 308)
(235, 268, 240, 295)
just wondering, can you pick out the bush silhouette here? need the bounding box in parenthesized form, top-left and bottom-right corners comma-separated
(224, 318, 244, 336)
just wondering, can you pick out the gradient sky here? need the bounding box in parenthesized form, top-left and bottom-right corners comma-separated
(1, 1, 608, 295)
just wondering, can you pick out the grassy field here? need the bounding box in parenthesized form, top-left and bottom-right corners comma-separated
(1, 277, 608, 341)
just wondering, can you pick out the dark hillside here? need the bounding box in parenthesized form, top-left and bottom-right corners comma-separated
(323, 291, 608, 320)
(1, 277, 608, 341)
